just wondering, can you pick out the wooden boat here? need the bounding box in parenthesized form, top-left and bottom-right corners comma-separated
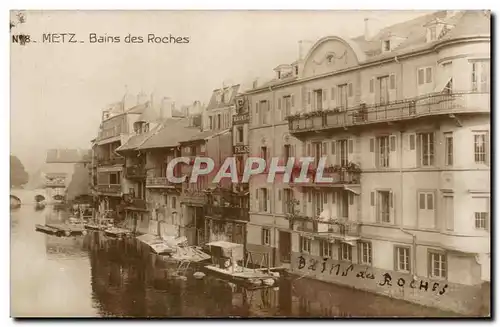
(45, 223, 86, 236)
(35, 224, 59, 235)
(104, 227, 131, 238)
(202, 241, 281, 289)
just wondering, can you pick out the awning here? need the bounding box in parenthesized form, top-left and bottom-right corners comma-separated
(344, 185, 360, 195)
(97, 165, 124, 173)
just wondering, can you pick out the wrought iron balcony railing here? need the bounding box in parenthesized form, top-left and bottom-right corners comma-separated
(146, 176, 182, 189)
(205, 205, 250, 221)
(96, 184, 122, 195)
(97, 156, 125, 167)
(295, 217, 361, 240)
(288, 91, 490, 134)
(125, 165, 146, 179)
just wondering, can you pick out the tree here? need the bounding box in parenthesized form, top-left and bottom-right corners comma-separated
(10, 155, 29, 188)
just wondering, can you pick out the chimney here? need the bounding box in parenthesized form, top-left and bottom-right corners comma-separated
(364, 17, 379, 41)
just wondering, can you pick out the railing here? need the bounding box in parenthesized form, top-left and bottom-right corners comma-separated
(96, 184, 122, 194)
(97, 125, 123, 141)
(125, 165, 146, 179)
(125, 198, 147, 210)
(45, 179, 66, 188)
(289, 166, 360, 185)
(145, 176, 181, 188)
(296, 218, 360, 238)
(97, 156, 125, 166)
(288, 91, 490, 134)
(205, 205, 250, 221)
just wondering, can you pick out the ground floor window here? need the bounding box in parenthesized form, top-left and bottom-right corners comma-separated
(261, 227, 271, 246)
(395, 246, 411, 273)
(358, 241, 372, 265)
(428, 250, 447, 279)
(300, 236, 311, 254)
(319, 240, 332, 258)
(339, 243, 352, 262)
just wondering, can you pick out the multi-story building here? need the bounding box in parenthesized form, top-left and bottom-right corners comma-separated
(244, 10, 490, 314)
(93, 93, 148, 219)
(205, 85, 249, 244)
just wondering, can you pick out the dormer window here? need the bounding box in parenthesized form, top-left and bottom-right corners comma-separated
(294, 65, 299, 75)
(383, 40, 391, 52)
(429, 26, 437, 41)
(277, 71, 281, 79)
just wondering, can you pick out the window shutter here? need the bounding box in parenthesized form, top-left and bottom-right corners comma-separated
(307, 143, 311, 156)
(308, 191, 311, 203)
(278, 98, 282, 110)
(323, 193, 328, 204)
(255, 189, 259, 211)
(331, 87, 335, 100)
(323, 89, 327, 101)
(427, 251, 431, 277)
(348, 139, 354, 154)
(409, 134, 416, 150)
(427, 193, 434, 210)
(349, 193, 354, 205)
(267, 189, 270, 213)
(390, 135, 396, 151)
(278, 189, 282, 201)
(370, 138, 375, 152)
(390, 74, 396, 90)
(322, 143, 327, 155)
(307, 91, 311, 105)
(394, 247, 398, 271)
(331, 141, 336, 155)
(369, 78, 374, 93)
(390, 191, 394, 208)
(419, 193, 426, 209)
(426, 67, 433, 83)
(256, 102, 259, 114)
(418, 69, 424, 85)
(291, 94, 295, 107)
(370, 192, 375, 206)
(332, 191, 336, 204)
(261, 229, 265, 245)
(348, 83, 353, 97)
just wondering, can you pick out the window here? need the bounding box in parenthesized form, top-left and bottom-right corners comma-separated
(383, 40, 391, 51)
(358, 242, 372, 265)
(473, 197, 489, 230)
(444, 132, 453, 166)
(261, 228, 271, 246)
(260, 146, 268, 162)
(295, 66, 299, 75)
(474, 132, 488, 164)
(428, 251, 447, 279)
(283, 188, 293, 214)
(376, 136, 390, 167)
(300, 236, 311, 254)
(171, 196, 177, 209)
(443, 195, 454, 231)
(257, 188, 268, 212)
(418, 191, 435, 228)
(378, 76, 389, 105)
(417, 132, 435, 166)
(209, 116, 213, 130)
(237, 126, 244, 143)
(109, 172, 120, 184)
(369, 78, 374, 93)
(259, 100, 269, 125)
(419, 192, 434, 210)
(471, 60, 490, 92)
(283, 95, 292, 119)
(339, 243, 352, 261)
(314, 89, 323, 110)
(395, 246, 410, 273)
(337, 84, 348, 110)
(337, 139, 348, 166)
(377, 190, 391, 223)
(320, 240, 332, 257)
(283, 144, 291, 162)
(418, 67, 433, 85)
(429, 26, 437, 41)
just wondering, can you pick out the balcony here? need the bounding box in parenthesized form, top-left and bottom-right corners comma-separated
(96, 184, 122, 195)
(289, 165, 360, 187)
(295, 217, 361, 243)
(97, 156, 125, 167)
(288, 91, 490, 136)
(124, 198, 148, 211)
(205, 205, 250, 222)
(97, 125, 123, 141)
(45, 179, 66, 188)
(125, 165, 146, 180)
(146, 176, 181, 189)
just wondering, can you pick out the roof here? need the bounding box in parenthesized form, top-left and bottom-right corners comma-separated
(206, 240, 243, 249)
(136, 102, 159, 122)
(206, 84, 240, 110)
(137, 118, 203, 150)
(115, 123, 162, 153)
(127, 102, 149, 115)
(45, 149, 91, 163)
(179, 128, 229, 144)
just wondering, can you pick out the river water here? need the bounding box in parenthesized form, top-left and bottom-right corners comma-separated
(10, 191, 455, 317)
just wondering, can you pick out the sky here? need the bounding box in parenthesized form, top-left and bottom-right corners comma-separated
(10, 10, 431, 173)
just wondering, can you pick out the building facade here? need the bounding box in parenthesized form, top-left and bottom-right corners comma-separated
(244, 10, 490, 314)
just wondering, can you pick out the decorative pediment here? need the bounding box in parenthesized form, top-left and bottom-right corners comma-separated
(302, 36, 364, 78)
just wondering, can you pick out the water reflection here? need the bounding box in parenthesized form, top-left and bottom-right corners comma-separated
(11, 199, 456, 317)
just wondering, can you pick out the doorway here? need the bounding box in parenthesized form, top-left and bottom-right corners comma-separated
(279, 231, 291, 263)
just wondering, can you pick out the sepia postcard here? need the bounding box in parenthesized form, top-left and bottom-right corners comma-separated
(10, 9, 491, 318)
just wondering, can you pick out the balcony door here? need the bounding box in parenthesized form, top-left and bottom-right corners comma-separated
(314, 89, 323, 111)
(313, 191, 324, 217)
(338, 190, 349, 219)
(279, 231, 291, 263)
(337, 140, 348, 166)
(313, 142, 322, 168)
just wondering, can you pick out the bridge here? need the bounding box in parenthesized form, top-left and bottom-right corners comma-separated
(10, 188, 48, 206)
